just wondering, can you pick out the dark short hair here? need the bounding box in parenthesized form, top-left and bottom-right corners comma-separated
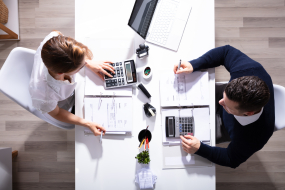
(225, 76, 270, 112)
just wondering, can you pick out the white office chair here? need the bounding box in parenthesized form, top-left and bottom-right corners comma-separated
(273, 84, 285, 131)
(216, 82, 285, 132)
(0, 47, 74, 130)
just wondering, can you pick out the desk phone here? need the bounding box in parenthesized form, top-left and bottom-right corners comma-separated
(165, 116, 195, 137)
(104, 59, 137, 89)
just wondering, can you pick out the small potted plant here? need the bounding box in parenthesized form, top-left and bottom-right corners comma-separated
(135, 150, 150, 164)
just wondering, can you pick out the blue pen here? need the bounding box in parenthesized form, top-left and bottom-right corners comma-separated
(177, 59, 181, 72)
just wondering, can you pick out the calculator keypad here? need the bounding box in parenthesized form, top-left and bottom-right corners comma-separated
(105, 62, 125, 88)
(177, 117, 194, 136)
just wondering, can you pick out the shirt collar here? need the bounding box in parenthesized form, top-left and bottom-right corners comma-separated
(234, 107, 264, 126)
(45, 68, 76, 96)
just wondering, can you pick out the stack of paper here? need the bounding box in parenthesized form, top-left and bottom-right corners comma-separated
(135, 168, 157, 189)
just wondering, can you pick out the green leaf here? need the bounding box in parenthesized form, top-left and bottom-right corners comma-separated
(135, 150, 150, 164)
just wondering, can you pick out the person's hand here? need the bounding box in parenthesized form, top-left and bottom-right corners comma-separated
(180, 135, 201, 154)
(86, 60, 115, 80)
(173, 60, 194, 74)
(88, 122, 106, 136)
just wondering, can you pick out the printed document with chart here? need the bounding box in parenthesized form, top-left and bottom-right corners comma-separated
(84, 97, 133, 132)
(159, 71, 212, 168)
(159, 71, 209, 107)
(83, 37, 134, 133)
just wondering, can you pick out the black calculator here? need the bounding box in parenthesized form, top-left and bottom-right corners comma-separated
(104, 59, 137, 89)
(165, 116, 195, 137)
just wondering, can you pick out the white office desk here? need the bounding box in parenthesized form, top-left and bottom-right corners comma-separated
(75, 0, 215, 189)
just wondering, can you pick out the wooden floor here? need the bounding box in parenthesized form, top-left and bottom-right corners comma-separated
(0, 0, 75, 190)
(215, 0, 285, 189)
(0, 0, 284, 189)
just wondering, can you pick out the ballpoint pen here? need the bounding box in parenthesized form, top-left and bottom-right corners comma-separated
(177, 59, 181, 72)
(99, 124, 104, 144)
(99, 131, 103, 144)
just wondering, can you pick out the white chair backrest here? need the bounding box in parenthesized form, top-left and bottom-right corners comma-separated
(0, 47, 74, 130)
(273, 84, 285, 131)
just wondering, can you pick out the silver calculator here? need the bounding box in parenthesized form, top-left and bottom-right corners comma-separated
(165, 116, 195, 137)
(104, 59, 137, 89)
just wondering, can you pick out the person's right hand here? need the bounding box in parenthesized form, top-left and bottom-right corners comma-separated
(173, 60, 194, 74)
(85, 60, 115, 81)
(88, 122, 106, 136)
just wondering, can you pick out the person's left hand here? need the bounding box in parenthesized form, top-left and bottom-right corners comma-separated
(180, 135, 201, 154)
(86, 60, 115, 80)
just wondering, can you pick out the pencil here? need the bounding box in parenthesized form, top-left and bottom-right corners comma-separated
(143, 126, 149, 144)
(147, 138, 149, 149)
(138, 138, 145, 149)
(138, 126, 149, 148)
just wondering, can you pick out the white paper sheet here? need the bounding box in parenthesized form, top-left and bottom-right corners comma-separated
(84, 97, 133, 132)
(84, 38, 134, 96)
(135, 168, 157, 190)
(165, 154, 195, 166)
(162, 145, 212, 169)
(159, 71, 209, 106)
(161, 107, 210, 145)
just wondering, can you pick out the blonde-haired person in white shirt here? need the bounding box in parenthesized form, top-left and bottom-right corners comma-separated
(29, 31, 115, 136)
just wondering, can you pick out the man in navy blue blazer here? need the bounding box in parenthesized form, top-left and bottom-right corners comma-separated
(174, 45, 274, 168)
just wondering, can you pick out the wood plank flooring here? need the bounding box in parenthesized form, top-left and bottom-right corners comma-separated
(0, 0, 75, 190)
(215, 0, 285, 189)
(0, 0, 284, 189)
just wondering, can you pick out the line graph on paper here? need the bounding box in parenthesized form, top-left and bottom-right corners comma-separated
(84, 97, 132, 132)
(159, 71, 209, 107)
(163, 75, 187, 103)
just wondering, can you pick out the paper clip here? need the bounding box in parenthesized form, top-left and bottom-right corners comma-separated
(98, 92, 103, 109)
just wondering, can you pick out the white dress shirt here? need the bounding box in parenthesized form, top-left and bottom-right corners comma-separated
(234, 107, 264, 126)
(29, 32, 77, 113)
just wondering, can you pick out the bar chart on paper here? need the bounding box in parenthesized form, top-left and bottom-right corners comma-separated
(84, 97, 133, 132)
